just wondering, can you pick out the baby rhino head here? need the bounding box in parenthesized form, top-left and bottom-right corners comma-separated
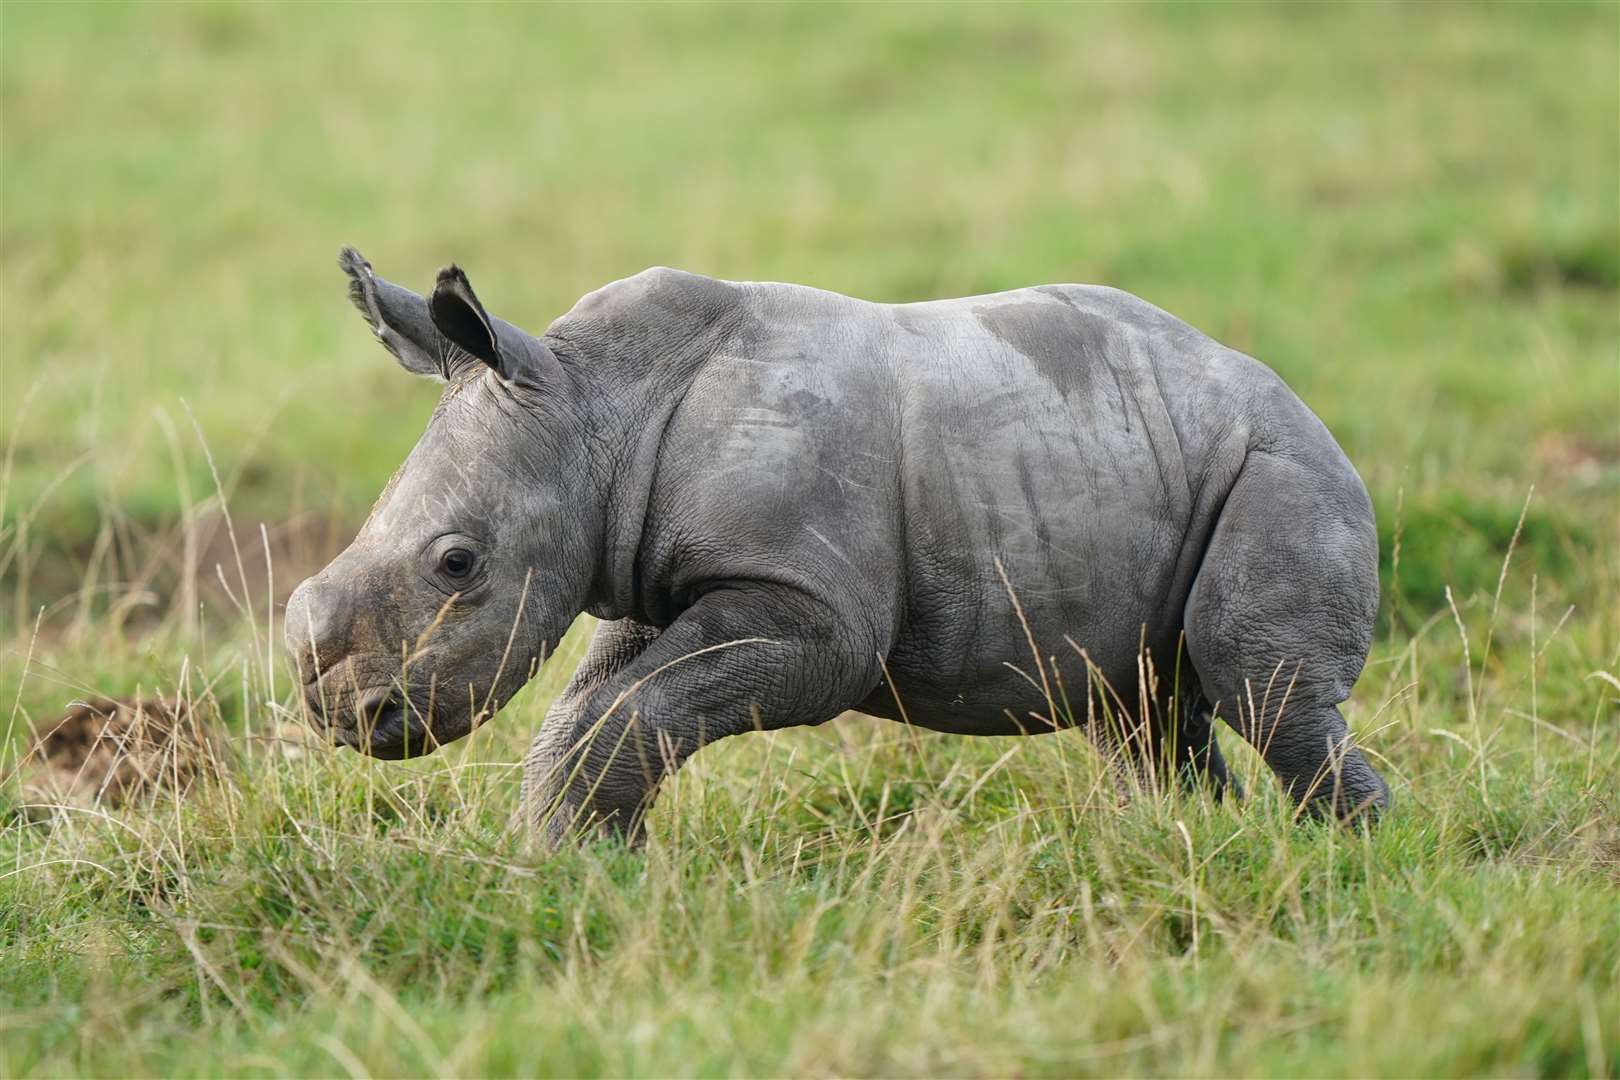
(284, 250, 596, 758)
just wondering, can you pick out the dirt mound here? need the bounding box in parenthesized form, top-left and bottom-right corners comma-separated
(9, 696, 221, 820)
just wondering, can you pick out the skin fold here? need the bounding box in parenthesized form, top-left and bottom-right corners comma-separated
(284, 248, 1390, 844)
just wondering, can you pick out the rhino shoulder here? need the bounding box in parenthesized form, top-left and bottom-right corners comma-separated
(563, 266, 744, 326)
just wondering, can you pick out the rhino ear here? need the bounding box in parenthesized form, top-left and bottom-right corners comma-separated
(429, 265, 507, 377)
(339, 247, 446, 380)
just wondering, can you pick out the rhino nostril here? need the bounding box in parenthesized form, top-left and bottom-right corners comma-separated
(355, 687, 406, 732)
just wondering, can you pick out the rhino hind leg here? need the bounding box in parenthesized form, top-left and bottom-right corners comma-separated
(1088, 679, 1241, 802)
(1182, 450, 1390, 822)
(1172, 688, 1243, 800)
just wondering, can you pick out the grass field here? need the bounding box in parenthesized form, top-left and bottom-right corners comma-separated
(3, 3, 1618, 1076)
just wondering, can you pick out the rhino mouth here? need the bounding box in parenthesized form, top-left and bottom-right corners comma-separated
(312, 685, 435, 759)
(353, 687, 412, 758)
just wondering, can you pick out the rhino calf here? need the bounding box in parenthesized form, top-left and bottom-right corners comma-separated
(285, 249, 1390, 843)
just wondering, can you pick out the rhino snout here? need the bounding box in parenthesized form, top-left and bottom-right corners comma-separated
(283, 574, 350, 680)
(283, 575, 439, 758)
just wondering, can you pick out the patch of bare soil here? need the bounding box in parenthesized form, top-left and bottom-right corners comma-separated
(1532, 432, 1617, 490)
(7, 695, 221, 820)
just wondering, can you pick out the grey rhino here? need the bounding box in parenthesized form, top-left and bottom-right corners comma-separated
(285, 248, 1390, 843)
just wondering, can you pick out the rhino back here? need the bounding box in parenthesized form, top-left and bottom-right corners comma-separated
(867, 287, 1227, 713)
(601, 272, 1340, 729)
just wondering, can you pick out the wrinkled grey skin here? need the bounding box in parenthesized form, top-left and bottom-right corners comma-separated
(285, 248, 1390, 843)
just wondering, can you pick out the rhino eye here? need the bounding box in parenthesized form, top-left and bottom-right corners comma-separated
(440, 547, 476, 579)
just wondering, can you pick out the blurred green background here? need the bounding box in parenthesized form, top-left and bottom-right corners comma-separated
(4, 2, 1615, 634)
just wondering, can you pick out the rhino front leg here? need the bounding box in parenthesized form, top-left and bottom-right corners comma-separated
(521, 618, 662, 829)
(523, 585, 884, 847)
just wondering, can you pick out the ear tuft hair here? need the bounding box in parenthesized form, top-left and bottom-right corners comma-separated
(336, 246, 446, 379)
(338, 246, 381, 332)
(338, 245, 371, 278)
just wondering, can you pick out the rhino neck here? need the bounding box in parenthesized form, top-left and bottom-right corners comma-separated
(543, 267, 751, 622)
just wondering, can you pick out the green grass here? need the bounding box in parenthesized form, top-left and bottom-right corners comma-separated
(2, 2, 1617, 1076)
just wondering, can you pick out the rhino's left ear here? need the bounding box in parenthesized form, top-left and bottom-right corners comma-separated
(427, 262, 554, 388)
(429, 265, 497, 364)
